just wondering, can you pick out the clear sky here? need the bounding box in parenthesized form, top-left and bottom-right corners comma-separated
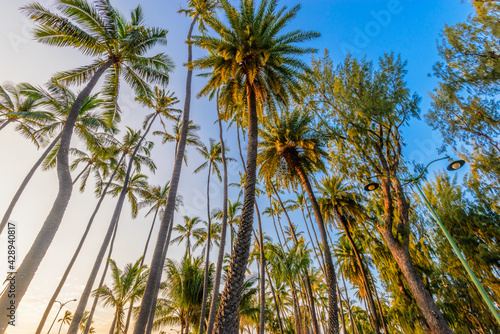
(0, 0, 473, 333)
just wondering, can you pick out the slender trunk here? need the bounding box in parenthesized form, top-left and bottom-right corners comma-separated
(367, 269, 389, 333)
(0, 119, 12, 131)
(337, 284, 347, 334)
(207, 99, 229, 334)
(69, 114, 158, 334)
(199, 161, 213, 334)
(265, 265, 285, 334)
(213, 85, 258, 333)
(341, 275, 360, 334)
(83, 217, 120, 334)
(0, 132, 62, 234)
(35, 152, 126, 334)
(0, 59, 113, 334)
(109, 313, 117, 334)
(292, 286, 302, 334)
(273, 185, 320, 334)
(123, 208, 159, 334)
(57, 319, 64, 334)
(255, 204, 265, 334)
(294, 165, 339, 334)
(302, 207, 326, 277)
(47, 306, 62, 334)
(134, 15, 199, 334)
(334, 207, 380, 333)
(72, 162, 91, 186)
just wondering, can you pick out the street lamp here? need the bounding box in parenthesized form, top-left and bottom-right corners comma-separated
(364, 157, 500, 326)
(47, 299, 77, 334)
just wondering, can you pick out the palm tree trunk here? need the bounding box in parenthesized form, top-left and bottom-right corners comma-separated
(69, 114, 158, 334)
(334, 207, 380, 333)
(272, 185, 320, 334)
(72, 161, 91, 186)
(0, 119, 12, 132)
(293, 164, 339, 334)
(35, 152, 126, 334)
(109, 313, 117, 334)
(255, 204, 265, 334)
(265, 265, 285, 334)
(292, 285, 303, 334)
(0, 132, 62, 235)
(0, 59, 113, 334)
(213, 84, 258, 334)
(123, 208, 159, 334)
(57, 318, 64, 334)
(337, 283, 347, 334)
(199, 161, 213, 334)
(133, 15, 199, 334)
(340, 274, 360, 334)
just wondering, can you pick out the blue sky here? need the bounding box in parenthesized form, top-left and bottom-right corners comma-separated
(0, 0, 473, 333)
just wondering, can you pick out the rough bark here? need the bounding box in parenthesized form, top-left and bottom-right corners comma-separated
(255, 204, 265, 334)
(35, 152, 125, 334)
(0, 59, 113, 334)
(213, 86, 258, 334)
(0, 132, 62, 235)
(133, 15, 198, 334)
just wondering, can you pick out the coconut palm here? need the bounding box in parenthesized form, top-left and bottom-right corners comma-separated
(56, 310, 73, 334)
(0, 82, 51, 132)
(171, 216, 205, 258)
(213, 199, 241, 250)
(92, 258, 148, 334)
(258, 108, 339, 333)
(0, 83, 109, 235)
(0, 2, 172, 326)
(192, 1, 319, 331)
(153, 118, 201, 164)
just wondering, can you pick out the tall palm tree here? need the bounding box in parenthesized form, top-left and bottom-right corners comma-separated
(171, 216, 204, 258)
(56, 310, 73, 334)
(92, 258, 148, 334)
(133, 1, 218, 329)
(35, 129, 147, 334)
(0, 82, 51, 132)
(0, 83, 109, 234)
(194, 138, 224, 334)
(319, 175, 386, 333)
(0, 2, 172, 326)
(192, 1, 319, 331)
(153, 118, 201, 164)
(213, 199, 241, 250)
(258, 108, 339, 334)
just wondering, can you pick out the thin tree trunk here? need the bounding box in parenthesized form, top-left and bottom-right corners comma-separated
(341, 275, 360, 334)
(0, 132, 62, 234)
(35, 152, 126, 334)
(367, 269, 389, 333)
(109, 313, 117, 334)
(199, 161, 213, 334)
(337, 283, 347, 334)
(255, 204, 265, 334)
(294, 165, 339, 334)
(0, 119, 12, 132)
(69, 114, 158, 334)
(292, 286, 303, 334)
(57, 318, 64, 334)
(265, 265, 285, 334)
(213, 85, 258, 333)
(72, 162, 91, 186)
(134, 16, 199, 334)
(334, 207, 380, 333)
(0, 59, 113, 334)
(207, 98, 229, 334)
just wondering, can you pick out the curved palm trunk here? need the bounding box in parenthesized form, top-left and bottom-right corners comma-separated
(0, 132, 62, 235)
(0, 59, 113, 334)
(293, 164, 339, 334)
(272, 185, 320, 334)
(213, 86, 258, 334)
(72, 162, 92, 186)
(334, 207, 380, 333)
(123, 208, 159, 334)
(133, 15, 199, 334)
(69, 114, 158, 334)
(199, 161, 213, 334)
(207, 103, 229, 334)
(35, 152, 126, 334)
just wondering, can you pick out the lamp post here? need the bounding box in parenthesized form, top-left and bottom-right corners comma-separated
(47, 299, 77, 334)
(364, 157, 500, 325)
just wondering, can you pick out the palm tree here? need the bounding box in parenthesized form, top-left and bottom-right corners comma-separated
(0, 82, 51, 132)
(213, 199, 241, 250)
(192, 1, 319, 331)
(56, 310, 73, 334)
(258, 108, 339, 334)
(132, 0, 217, 328)
(35, 129, 147, 334)
(171, 216, 204, 258)
(0, 2, 172, 326)
(92, 258, 148, 334)
(153, 118, 201, 163)
(194, 138, 224, 334)
(318, 175, 386, 333)
(0, 83, 109, 235)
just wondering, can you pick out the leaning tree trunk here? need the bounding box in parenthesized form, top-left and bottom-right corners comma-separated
(293, 164, 339, 334)
(133, 14, 199, 334)
(199, 160, 213, 334)
(206, 100, 229, 334)
(0, 132, 62, 234)
(35, 152, 126, 334)
(213, 85, 258, 333)
(68, 114, 158, 334)
(0, 59, 113, 334)
(334, 207, 380, 333)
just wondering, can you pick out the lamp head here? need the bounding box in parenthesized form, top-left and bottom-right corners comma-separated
(446, 159, 465, 171)
(364, 182, 380, 192)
